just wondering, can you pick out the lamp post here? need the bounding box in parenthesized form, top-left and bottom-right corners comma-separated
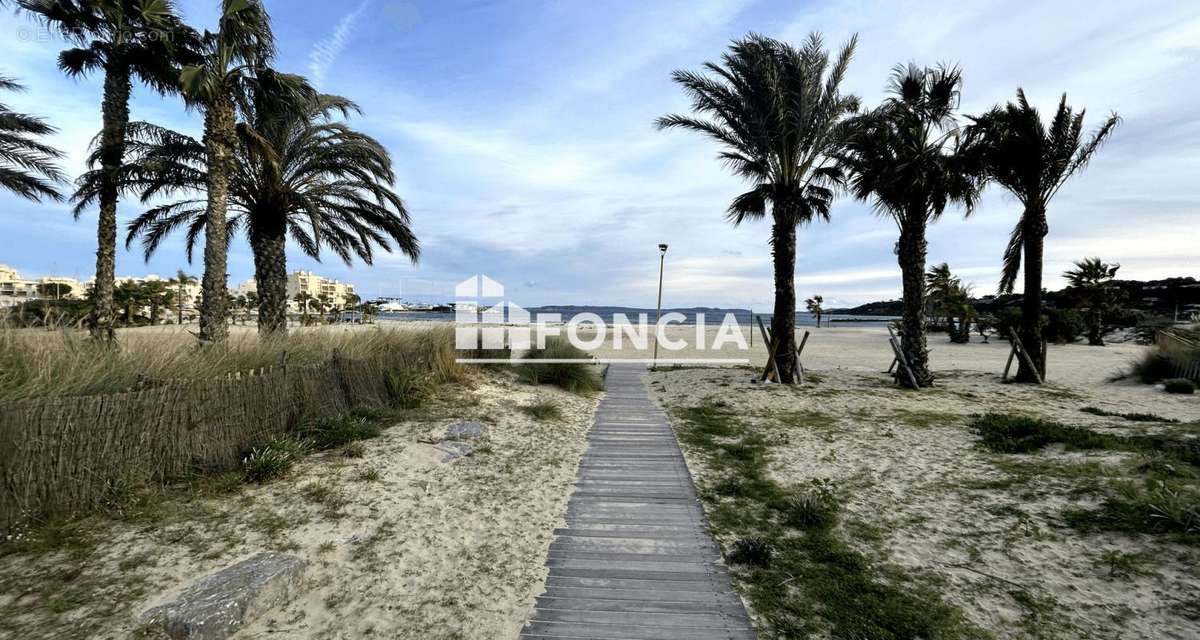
(653, 243, 668, 369)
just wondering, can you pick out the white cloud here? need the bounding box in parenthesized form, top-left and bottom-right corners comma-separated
(308, 0, 371, 89)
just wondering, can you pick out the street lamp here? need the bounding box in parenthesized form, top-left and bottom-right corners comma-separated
(653, 244, 668, 369)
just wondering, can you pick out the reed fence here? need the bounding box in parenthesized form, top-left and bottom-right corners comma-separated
(0, 350, 418, 532)
(1158, 329, 1200, 381)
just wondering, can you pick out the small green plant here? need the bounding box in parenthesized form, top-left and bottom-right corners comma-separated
(342, 441, 367, 458)
(782, 478, 841, 530)
(517, 339, 603, 394)
(102, 477, 143, 514)
(297, 414, 382, 451)
(242, 435, 308, 483)
(1164, 378, 1196, 395)
(520, 398, 563, 421)
(726, 537, 773, 568)
(357, 467, 382, 482)
(385, 367, 433, 409)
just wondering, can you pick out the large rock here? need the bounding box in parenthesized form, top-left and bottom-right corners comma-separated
(141, 552, 307, 640)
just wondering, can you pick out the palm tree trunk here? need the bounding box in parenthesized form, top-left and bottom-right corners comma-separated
(199, 96, 236, 343)
(251, 223, 289, 336)
(1017, 209, 1048, 382)
(1088, 307, 1104, 346)
(770, 221, 797, 384)
(897, 216, 934, 388)
(177, 284, 184, 325)
(88, 65, 132, 342)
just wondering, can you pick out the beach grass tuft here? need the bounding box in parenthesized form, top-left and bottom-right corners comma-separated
(517, 338, 604, 394)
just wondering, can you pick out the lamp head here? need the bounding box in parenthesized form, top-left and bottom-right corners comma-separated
(658, 243, 669, 254)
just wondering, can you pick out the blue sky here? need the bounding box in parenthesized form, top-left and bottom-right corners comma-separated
(1, 0, 1197, 309)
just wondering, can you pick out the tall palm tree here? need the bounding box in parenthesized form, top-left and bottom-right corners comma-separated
(805, 295, 824, 328)
(840, 64, 981, 388)
(170, 269, 196, 325)
(1063, 257, 1120, 346)
(176, 0, 281, 343)
(19, 0, 192, 341)
(118, 91, 418, 336)
(0, 75, 65, 201)
(965, 91, 1119, 381)
(657, 33, 859, 383)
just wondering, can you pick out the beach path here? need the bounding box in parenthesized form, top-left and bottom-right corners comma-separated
(518, 364, 754, 640)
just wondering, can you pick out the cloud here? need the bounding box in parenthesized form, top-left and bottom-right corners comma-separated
(308, 0, 371, 89)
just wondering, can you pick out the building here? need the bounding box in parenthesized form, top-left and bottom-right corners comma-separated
(233, 271, 359, 312)
(0, 264, 84, 308)
(288, 271, 358, 311)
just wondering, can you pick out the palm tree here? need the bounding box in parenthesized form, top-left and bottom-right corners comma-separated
(170, 270, 196, 325)
(657, 33, 859, 383)
(942, 279, 976, 343)
(19, 0, 192, 341)
(142, 279, 171, 324)
(925, 262, 954, 328)
(1063, 257, 1120, 346)
(120, 91, 417, 337)
(965, 91, 1119, 381)
(0, 75, 65, 201)
(176, 0, 281, 343)
(293, 291, 312, 323)
(840, 64, 981, 388)
(805, 295, 825, 328)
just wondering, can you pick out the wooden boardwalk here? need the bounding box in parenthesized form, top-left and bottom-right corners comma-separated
(519, 364, 754, 640)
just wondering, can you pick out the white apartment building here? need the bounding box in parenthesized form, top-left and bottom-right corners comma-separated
(0, 264, 84, 308)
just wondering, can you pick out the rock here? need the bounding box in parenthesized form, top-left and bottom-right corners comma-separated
(141, 552, 307, 640)
(435, 440, 477, 461)
(444, 420, 488, 440)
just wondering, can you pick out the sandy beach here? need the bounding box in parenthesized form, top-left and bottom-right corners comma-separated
(0, 368, 597, 640)
(645, 328, 1200, 639)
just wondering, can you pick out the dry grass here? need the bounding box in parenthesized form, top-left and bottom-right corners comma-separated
(0, 325, 464, 403)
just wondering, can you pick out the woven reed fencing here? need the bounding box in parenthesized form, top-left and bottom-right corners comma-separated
(1158, 330, 1200, 381)
(0, 350, 417, 531)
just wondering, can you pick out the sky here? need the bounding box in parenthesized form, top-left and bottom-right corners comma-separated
(0, 0, 1197, 310)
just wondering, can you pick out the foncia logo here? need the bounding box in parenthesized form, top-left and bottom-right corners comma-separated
(453, 275, 750, 364)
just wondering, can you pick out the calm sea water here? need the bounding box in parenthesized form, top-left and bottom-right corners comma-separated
(379, 306, 896, 327)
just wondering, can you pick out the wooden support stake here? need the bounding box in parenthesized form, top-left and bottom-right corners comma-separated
(795, 330, 810, 383)
(1010, 334, 1043, 384)
(887, 325, 920, 389)
(1002, 342, 1017, 380)
(757, 316, 781, 383)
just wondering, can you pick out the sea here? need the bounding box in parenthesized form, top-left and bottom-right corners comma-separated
(378, 306, 896, 327)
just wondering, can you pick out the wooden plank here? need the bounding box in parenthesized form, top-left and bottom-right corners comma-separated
(757, 316, 780, 383)
(519, 363, 754, 640)
(1011, 334, 1043, 384)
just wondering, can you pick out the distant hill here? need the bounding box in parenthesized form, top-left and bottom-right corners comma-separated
(830, 276, 1200, 317)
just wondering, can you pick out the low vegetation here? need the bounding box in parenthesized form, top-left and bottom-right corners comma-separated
(674, 401, 976, 638)
(1164, 378, 1196, 395)
(1080, 406, 1177, 423)
(0, 325, 460, 402)
(517, 338, 604, 393)
(973, 413, 1200, 541)
(520, 398, 563, 421)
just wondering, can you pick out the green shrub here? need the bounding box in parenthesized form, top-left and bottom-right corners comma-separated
(297, 414, 382, 451)
(384, 367, 433, 409)
(782, 479, 841, 530)
(727, 537, 773, 568)
(520, 398, 563, 421)
(342, 441, 368, 458)
(1164, 378, 1196, 395)
(242, 435, 308, 483)
(993, 307, 1085, 343)
(972, 413, 1110, 454)
(517, 339, 603, 394)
